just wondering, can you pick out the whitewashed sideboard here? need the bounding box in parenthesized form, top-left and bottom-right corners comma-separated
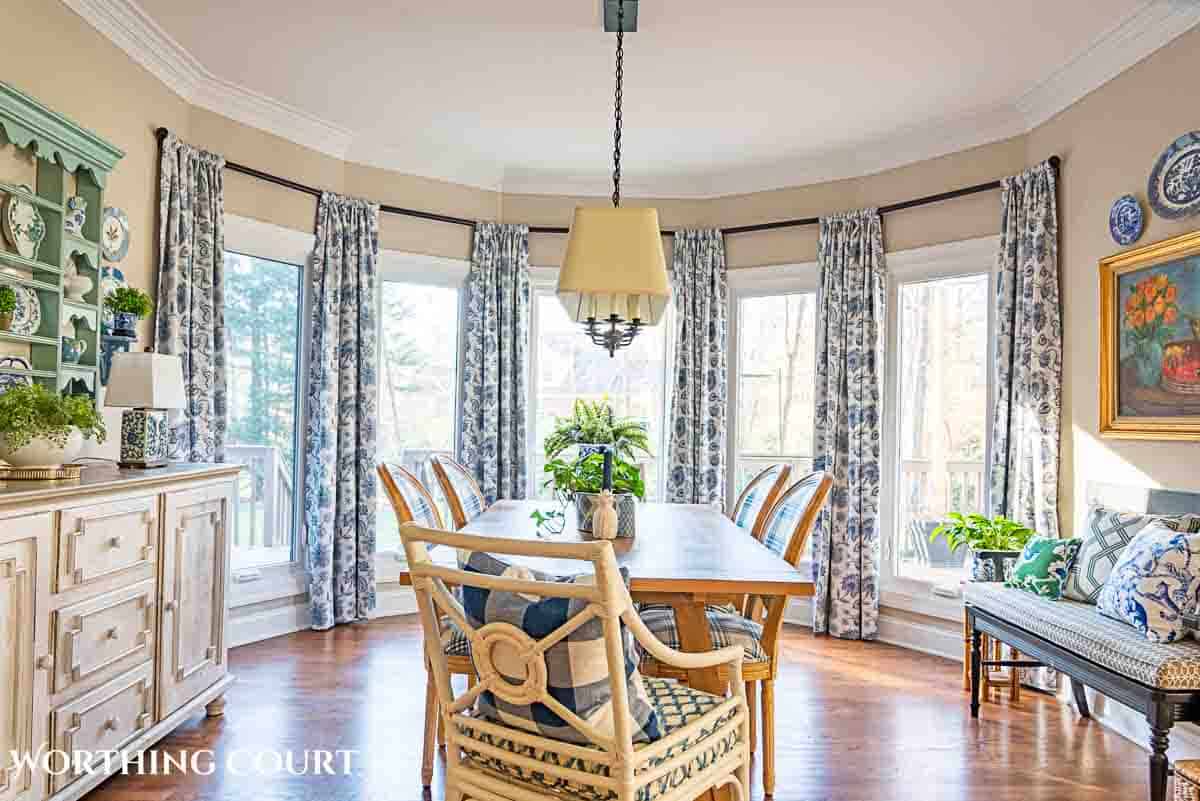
(0, 463, 240, 801)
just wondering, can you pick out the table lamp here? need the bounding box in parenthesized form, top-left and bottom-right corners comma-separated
(105, 350, 186, 468)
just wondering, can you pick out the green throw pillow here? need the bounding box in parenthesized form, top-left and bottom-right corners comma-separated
(1005, 536, 1082, 600)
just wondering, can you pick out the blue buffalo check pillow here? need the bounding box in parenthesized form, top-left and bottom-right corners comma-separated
(459, 550, 663, 745)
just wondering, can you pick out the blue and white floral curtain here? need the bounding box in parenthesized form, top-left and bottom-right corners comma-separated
(459, 222, 530, 505)
(304, 192, 379, 631)
(665, 229, 728, 506)
(812, 209, 886, 640)
(155, 132, 226, 462)
(991, 160, 1062, 538)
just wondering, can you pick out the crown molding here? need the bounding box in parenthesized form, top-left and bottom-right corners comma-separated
(62, 0, 1200, 198)
(61, 0, 354, 161)
(1015, 0, 1200, 129)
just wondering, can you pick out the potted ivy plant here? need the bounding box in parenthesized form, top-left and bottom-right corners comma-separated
(103, 286, 154, 338)
(0, 285, 16, 331)
(0, 384, 106, 468)
(543, 451, 645, 536)
(928, 512, 1036, 582)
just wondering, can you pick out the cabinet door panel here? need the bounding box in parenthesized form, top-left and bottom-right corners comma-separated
(159, 485, 231, 718)
(0, 515, 51, 801)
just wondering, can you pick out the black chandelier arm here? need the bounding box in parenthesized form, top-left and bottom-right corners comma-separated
(612, 0, 624, 209)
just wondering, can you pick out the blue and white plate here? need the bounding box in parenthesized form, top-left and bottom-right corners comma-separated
(0, 281, 41, 336)
(100, 206, 130, 262)
(0, 356, 31, 394)
(1148, 131, 1200, 219)
(1109, 194, 1144, 246)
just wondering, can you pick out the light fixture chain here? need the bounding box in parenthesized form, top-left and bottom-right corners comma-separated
(612, 0, 624, 208)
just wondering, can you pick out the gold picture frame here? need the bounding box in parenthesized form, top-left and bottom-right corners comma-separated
(1099, 229, 1200, 441)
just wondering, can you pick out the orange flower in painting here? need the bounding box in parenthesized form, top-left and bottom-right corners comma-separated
(1126, 293, 1141, 313)
(1166, 285, 1178, 303)
(1131, 310, 1146, 328)
(1165, 307, 1179, 325)
(1146, 306, 1158, 324)
(1142, 280, 1157, 301)
(1156, 274, 1169, 289)
(1155, 296, 1167, 314)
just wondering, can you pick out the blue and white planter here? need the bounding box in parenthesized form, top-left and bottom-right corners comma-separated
(110, 311, 138, 338)
(969, 549, 1020, 582)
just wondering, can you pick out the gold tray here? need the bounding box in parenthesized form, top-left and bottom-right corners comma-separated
(0, 464, 83, 481)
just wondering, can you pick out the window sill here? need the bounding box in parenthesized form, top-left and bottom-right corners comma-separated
(880, 583, 964, 622)
(229, 563, 307, 608)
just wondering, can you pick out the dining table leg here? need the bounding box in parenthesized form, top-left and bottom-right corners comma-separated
(670, 595, 727, 695)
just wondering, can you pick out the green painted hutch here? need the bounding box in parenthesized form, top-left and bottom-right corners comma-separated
(0, 80, 123, 400)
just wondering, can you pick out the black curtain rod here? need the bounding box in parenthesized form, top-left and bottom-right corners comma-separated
(156, 128, 1058, 236)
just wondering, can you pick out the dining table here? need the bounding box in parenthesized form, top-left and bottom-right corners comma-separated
(397, 499, 814, 696)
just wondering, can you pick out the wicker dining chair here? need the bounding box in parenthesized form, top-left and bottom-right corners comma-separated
(639, 470, 832, 798)
(729, 463, 792, 541)
(429, 454, 488, 529)
(377, 463, 476, 787)
(400, 522, 751, 801)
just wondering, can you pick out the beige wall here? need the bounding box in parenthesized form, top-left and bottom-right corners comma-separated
(6, 0, 1200, 530)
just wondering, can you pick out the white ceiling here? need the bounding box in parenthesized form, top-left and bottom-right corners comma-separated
(73, 0, 1200, 196)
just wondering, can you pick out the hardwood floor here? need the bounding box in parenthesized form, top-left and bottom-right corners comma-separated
(90, 617, 1150, 801)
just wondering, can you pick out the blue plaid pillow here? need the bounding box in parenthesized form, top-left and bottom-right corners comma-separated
(460, 551, 663, 745)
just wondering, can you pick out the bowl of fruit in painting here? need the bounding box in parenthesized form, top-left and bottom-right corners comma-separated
(1163, 339, 1200, 395)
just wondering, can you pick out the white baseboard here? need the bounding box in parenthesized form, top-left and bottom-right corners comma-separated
(228, 585, 419, 649)
(784, 598, 961, 661)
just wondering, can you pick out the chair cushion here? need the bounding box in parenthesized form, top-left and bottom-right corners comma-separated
(441, 617, 472, 657)
(1098, 522, 1200, 643)
(1005, 536, 1082, 600)
(637, 604, 769, 663)
(456, 676, 742, 801)
(966, 582, 1200, 689)
(460, 550, 662, 745)
(1064, 505, 1200, 603)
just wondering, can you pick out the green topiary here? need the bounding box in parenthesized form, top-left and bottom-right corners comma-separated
(0, 285, 16, 315)
(0, 384, 106, 451)
(103, 286, 154, 318)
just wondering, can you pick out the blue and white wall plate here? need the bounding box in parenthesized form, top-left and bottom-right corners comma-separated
(1109, 194, 1144, 246)
(100, 206, 130, 262)
(1148, 131, 1200, 219)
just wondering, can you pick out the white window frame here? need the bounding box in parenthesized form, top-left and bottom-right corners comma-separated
(526, 267, 675, 499)
(374, 252, 470, 581)
(878, 235, 1000, 621)
(725, 262, 820, 573)
(223, 214, 314, 608)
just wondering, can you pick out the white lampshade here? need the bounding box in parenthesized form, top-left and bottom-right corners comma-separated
(104, 352, 187, 410)
(557, 206, 671, 326)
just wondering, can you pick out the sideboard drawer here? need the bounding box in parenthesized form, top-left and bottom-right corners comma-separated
(53, 579, 156, 695)
(50, 662, 155, 793)
(57, 495, 158, 593)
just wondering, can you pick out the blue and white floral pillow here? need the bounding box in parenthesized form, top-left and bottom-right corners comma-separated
(1097, 522, 1200, 643)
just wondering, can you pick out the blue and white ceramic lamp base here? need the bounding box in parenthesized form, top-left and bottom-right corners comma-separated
(119, 408, 170, 468)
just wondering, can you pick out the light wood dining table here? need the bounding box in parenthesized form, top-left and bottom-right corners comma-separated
(398, 499, 814, 696)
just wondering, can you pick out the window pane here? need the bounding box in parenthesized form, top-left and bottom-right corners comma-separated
(733, 293, 817, 498)
(377, 282, 460, 549)
(895, 274, 989, 585)
(530, 293, 669, 501)
(224, 252, 303, 569)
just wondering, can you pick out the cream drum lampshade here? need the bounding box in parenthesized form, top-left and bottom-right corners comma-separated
(557, 207, 671, 326)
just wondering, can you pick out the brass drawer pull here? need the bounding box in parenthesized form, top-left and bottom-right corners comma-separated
(104, 716, 120, 732)
(106, 627, 120, 640)
(110, 536, 123, 548)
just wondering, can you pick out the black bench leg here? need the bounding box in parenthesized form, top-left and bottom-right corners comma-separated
(969, 625, 982, 719)
(1070, 678, 1090, 719)
(1148, 703, 1173, 801)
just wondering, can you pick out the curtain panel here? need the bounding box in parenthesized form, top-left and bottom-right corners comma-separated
(665, 229, 728, 506)
(155, 132, 227, 463)
(304, 192, 380, 631)
(990, 160, 1063, 539)
(811, 208, 886, 640)
(459, 222, 530, 505)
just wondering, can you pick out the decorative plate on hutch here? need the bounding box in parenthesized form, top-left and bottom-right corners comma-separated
(100, 206, 130, 262)
(1109, 194, 1144, 246)
(0, 281, 41, 335)
(2, 185, 47, 260)
(0, 356, 31, 394)
(1148, 131, 1200, 219)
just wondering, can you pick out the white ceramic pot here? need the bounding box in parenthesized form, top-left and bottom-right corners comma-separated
(0, 429, 84, 468)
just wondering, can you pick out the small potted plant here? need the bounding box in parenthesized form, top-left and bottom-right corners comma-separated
(543, 451, 645, 536)
(0, 384, 106, 468)
(0, 285, 16, 331)
(929, 512, 1035, 582)
(103, 286, 154, 338)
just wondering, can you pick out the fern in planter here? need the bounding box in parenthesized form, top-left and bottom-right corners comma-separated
(543, 399, 651, 462)
(542, 453, 646, 500)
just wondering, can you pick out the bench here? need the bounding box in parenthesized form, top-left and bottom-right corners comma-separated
(966, 483, 1200, 801)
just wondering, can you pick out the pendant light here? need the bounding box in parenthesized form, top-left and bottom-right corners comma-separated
(557, 0, 670, 357)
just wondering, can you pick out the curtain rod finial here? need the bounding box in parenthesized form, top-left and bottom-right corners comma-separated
(155, 127, 169, 142)
(1048, 155, 1061, 171)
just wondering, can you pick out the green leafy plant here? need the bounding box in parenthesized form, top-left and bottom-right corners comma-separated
(929, 513, 1035, 553)
(543, 453, 645, 500)
(0, 384, 106, 451)
(543, 399, 651, 462)
(103, 286, 154, 318)
(0, 285, 16, 316)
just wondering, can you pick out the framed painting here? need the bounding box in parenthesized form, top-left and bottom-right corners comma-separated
(1100, 229, 1200, 440)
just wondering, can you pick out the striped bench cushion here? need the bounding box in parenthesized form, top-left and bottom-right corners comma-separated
(638, 604, 769, 663)
(966, 582, 1200, 690)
